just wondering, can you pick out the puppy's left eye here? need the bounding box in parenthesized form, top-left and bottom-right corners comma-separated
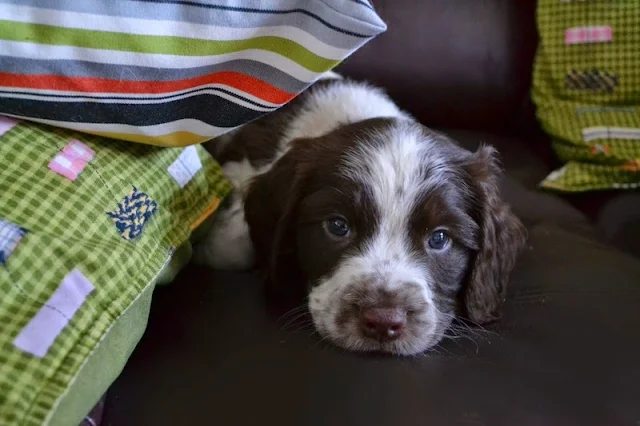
(325, 216, 350, 238)
(427, 230, 449, 250)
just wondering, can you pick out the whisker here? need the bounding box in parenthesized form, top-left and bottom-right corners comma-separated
(449, 327, 491, 348)
(451, 323, 494, 343)
(287, 321, 316, 335)
(455, 318, 500, 337)
(312, 334, 332, 350)
(279, 311, 311, 331)
(430, 307, 496, 354)
(442, 332, 466, 340)
(276, 304, 308, 324)
(429, 343, 454, 357)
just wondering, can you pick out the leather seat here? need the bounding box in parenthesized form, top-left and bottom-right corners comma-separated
(103, 1, 640, 424)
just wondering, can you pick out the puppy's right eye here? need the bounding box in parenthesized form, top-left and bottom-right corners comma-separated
(324, 216, 350, 237)
(427, 229, 449, 250)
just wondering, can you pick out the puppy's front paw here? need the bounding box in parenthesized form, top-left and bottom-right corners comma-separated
(193, 196, 255, 271)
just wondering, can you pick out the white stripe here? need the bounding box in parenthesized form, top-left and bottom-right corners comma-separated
(583, 126, 640, 142)
(0, 83, 281, 108)
(53, 155, 72, 168)
(0, 85, 277, 111)
(13, 268, 94, 358)
(3, 5, 350, 60)
(2, 113, 234, 139)
(69, 143, 89, 158)
(0, 40, 322, 82)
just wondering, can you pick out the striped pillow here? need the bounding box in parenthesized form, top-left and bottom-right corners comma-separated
(0, 0, 386, 147)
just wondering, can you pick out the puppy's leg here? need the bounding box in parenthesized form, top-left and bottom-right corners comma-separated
(193, 192, 255, 271)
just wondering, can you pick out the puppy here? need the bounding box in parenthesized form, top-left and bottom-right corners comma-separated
(195, 73, 526, 355)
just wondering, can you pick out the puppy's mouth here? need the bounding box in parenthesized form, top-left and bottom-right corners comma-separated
(319, 326, 437, 356)
(309, 302, 444, 356)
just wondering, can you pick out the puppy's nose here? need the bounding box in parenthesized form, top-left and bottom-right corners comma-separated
(359, 307, 406, 340)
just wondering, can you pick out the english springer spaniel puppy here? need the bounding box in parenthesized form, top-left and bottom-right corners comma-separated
(196, 72, 526, 356)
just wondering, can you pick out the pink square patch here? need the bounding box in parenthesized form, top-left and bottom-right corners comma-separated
(0, 116, 19, 136)
(48, 139, 95, 181)
(63, 140, 95, 162)
(48, 153, 89, 181)
(565, 26, 613, 45)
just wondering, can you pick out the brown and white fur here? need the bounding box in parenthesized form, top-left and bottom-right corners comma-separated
(195, 72, 526, 356)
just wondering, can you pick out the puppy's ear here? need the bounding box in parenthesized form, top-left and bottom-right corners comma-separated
(243, 144, 308, 300)
(461, 145, 527, 324)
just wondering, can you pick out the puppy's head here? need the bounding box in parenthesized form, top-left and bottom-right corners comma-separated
(245, 118, 526, 355)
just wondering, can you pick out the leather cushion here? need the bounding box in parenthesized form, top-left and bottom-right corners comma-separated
(104, 193, 640, 426)
(597, 193, 640, 258)
(441, 129, 551, 188)
(337, 0, 538, 132)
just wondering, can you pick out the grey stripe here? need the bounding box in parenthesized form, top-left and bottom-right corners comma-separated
(0, 56, 308, 93)
(0, 0, 385, 49)
(150, 0, 382, 24)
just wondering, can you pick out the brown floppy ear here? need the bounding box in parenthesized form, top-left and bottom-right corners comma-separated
(243, 144, 309, 300)
(461, 145, 527, 324)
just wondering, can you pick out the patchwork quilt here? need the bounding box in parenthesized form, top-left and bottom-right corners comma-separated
(532, 0, 640, 191)
(0, 117, 232, 425)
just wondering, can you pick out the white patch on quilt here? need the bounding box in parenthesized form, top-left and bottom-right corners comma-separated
(546, 166, 567, 181)
(168, 145, 203, 188)
(582, 126, 640, 142)
(0, 115, 19, 136)
(0, 218, 27, 265)
(14, 268, 94, 358)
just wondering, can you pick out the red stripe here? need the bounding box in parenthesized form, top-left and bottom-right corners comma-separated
(0, 71, 294, 104)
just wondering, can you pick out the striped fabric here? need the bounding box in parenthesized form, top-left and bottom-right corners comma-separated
(0, 0, 386, 147)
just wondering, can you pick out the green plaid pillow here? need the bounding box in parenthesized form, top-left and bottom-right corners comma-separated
(532, 0, 640, 192)
(0, 116, 232, 425)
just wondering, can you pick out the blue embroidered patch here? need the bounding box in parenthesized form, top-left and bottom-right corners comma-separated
(106, 187, 158, 241)
(0, 218, 27, 265)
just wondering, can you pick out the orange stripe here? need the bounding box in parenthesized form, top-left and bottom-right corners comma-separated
(190, 197, 222, 230)
(0, 71, 294, 104)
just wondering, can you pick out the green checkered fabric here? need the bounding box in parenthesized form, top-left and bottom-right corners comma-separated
(532, 0, 640, 192)
(0, 119, 232, 425)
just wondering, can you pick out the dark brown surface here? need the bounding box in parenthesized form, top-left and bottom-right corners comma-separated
(338, 0, 539, 133)
(104, 221, 640, 426)
(103, 0, 640, 424)
(80, 396, 104, 426)
(597, 194, 640, 258)
(102, 127, 640, 425)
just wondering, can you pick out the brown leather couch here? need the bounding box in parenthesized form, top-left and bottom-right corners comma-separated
(103, 1, 640, 425)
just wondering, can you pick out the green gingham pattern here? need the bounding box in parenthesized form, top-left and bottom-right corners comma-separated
(0, 119, 232, 425)
(532, 0, 640, 192)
